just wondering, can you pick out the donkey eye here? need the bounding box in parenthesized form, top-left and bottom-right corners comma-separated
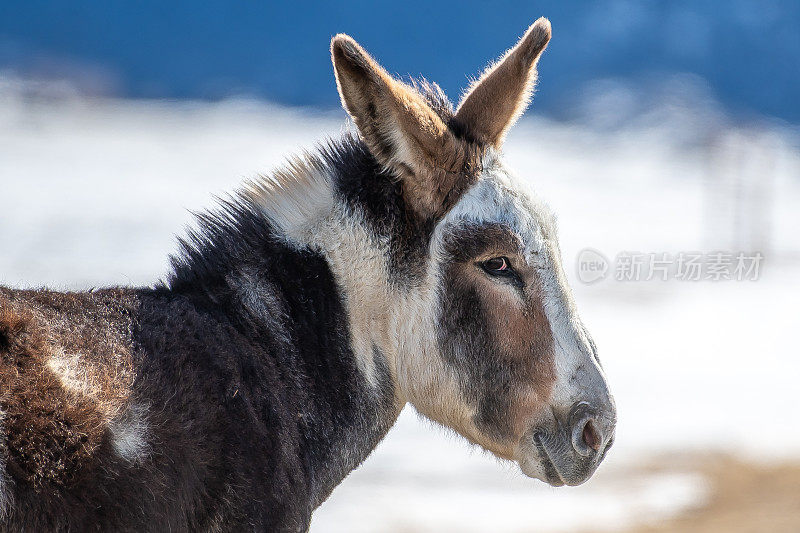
(482, 257, 513, 276)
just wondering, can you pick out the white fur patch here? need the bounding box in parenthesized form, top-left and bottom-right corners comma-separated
(538, 246, 609, 408)
(252, 157, 394, 389)
(247, 154, 336, 247)
(442, 150, 557, 249)
(309, 203, 394, 389)
(47, 351, 102, 397)
(108, 403, 150, 463)
(389, 274, 481, 440)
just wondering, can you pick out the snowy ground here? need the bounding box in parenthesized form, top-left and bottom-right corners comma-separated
(1, 80, 799, 531)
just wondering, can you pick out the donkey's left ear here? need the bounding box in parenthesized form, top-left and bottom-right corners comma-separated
(455, 18, 551, 148)
(331, 34, 470, 218)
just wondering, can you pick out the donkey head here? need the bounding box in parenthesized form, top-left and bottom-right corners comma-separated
(330, 18, 615, 486)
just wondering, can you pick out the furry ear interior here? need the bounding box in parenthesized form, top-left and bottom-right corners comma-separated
(331, 34, 474, 218)
(455, 18, 551, 147)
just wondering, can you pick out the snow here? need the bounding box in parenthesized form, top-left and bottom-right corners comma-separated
(1, 81, 798, 531)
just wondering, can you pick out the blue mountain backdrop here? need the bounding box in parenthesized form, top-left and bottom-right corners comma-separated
(1, 1, 798, 123)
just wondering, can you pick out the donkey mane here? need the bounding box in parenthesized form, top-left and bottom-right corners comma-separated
(165, 78, 459, 298)
(408, 78, 457, 125)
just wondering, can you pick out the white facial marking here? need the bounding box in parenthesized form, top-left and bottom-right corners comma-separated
(538, 248, 609, 412)
(433, 150, 607, 446)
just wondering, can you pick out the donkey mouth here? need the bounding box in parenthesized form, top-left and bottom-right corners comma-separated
(532, 432, 566, 487)
(527, 426, 609, 487)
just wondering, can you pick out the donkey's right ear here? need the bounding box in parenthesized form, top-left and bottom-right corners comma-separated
(331, 34, 467, 218)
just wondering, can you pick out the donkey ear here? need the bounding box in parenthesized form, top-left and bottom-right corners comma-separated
(455, 18, 551, 147)
(331, 34, 469, 218)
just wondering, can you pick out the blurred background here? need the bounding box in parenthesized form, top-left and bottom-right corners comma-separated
(1, 1, 799, 531)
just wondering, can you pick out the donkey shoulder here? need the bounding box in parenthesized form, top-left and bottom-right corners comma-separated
(0, 286, 310, 530)
(0, 288, 141, 509)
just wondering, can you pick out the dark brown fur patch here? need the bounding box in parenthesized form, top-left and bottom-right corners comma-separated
(437, 224, 556, 452)
(444, 223, 524, 263)
(1, 300, 102, 490)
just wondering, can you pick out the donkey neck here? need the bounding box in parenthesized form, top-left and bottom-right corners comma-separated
(166, 228, 403, 506)
(164, 138, 409, 503)
(247, 136, 425, 390)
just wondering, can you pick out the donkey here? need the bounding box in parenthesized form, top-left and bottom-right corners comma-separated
(0, 18, 615, 532)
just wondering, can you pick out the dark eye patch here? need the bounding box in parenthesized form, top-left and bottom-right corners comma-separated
(442, 222, 523, 263)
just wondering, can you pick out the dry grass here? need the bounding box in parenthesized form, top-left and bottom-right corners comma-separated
(626, 454, 800, 533)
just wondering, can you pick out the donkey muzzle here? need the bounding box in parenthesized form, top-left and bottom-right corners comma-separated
(523, 396, 616, 487)
(568, 401, 615, 459)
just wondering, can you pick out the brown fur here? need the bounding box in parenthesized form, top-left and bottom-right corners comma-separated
(0, 285, 327, 530)
(0, 294, 121, 492)
(503, 271, 556, 441)
(463, 265, 555, 446)
(455, 17, 552, 147)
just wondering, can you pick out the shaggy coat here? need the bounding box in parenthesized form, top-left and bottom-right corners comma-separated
(0, 146, 400, 530)
(0, 17, 616, 532)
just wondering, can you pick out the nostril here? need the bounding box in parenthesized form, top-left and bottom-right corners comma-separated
(581, 419, 601, 452)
